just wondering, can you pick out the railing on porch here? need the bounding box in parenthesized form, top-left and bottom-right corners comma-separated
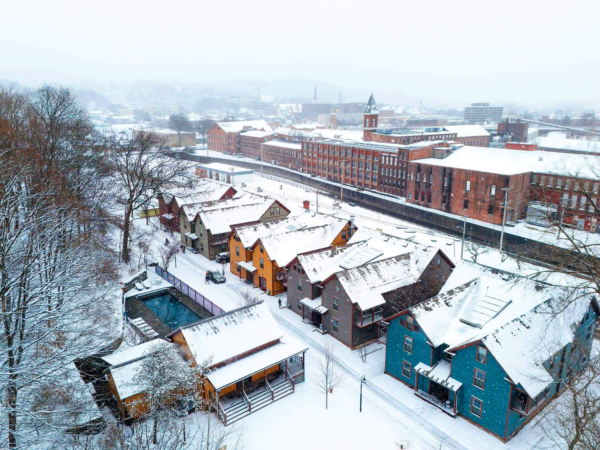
(286, 370, 295, 392)
(154, 265, 224, 316)
(265, 378, 275, 401)
(210, 234, 229, 245)
(210, 391, 227, 425)
(243, 389, 252, 412)
(510, 390, 529, 415)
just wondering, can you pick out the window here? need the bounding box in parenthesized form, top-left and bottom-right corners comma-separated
(466, 180, 471, 191)
(270, 207, 275, 215)
(408, 193, 412, 200)
(334, 280, 340, 292)
(404, 336, 413, 354)
(402, 360, 411, 378)
(332, 318, 339, 332)
(260, 258, 264, 269)
(298, 301, 302, 311)
(298, 279, 302, 291)
(236, 246, 240, 256)
(406, 315, 414, 330)
(473, 369, 486, 389)
(333, 297, 339, 311)
(476, 346, 487, 364)
(260, 243, 264, 253)
(488, 204, 494, 215)
(470, 397, 483, 417)
(464, 199, 469, 210)
(491, 185, 496, 196)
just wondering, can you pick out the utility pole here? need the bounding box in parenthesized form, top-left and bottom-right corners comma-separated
(340, 160, 345, 204)
(461, 215, 466, 260)
(359, 376, 366, 412)
(499, 187, 512, 255)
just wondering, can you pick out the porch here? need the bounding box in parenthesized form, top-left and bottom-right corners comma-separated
(236, 261, 256, 283)
(209, 343, 307, 426)
(414, 361, 462, 417)
(299, 297, 328, 334)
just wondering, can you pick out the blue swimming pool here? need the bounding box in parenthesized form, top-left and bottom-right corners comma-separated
(142, 292, 201, 331)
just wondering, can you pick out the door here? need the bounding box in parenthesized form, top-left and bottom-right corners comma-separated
(260, 276, 266, 290)
(577, 219, 585, 230)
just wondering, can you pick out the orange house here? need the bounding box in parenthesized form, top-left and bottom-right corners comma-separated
(167, 302, 308, 425)
(250, 217, 356, 295)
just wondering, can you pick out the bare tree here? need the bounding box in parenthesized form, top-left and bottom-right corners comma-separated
(315, 342, 345, 409)
(108, 131, 194, 263)
(538, 341, 600, 450)
(159, 239, 180, 271)
(168, 114, 193, 147)
(195, 119, 215, 146)
(239, 288, 257, 306)
(465, 241, 489, 263)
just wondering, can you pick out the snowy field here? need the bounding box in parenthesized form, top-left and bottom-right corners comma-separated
(121, 170, 570, 450)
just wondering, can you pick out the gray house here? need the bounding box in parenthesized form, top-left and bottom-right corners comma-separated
(286, 231, 454, 348)
(179, 197, 290, 260)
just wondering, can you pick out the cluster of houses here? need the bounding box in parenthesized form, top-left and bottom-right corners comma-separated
(102, 176, 598, 444)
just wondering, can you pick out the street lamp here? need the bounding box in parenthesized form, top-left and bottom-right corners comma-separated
(359, 375, 367, 412)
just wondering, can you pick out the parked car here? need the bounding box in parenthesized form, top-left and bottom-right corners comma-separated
(215, 252, 230, 263)
(348, 202, 356, 207)
(206, 270, 226, 284)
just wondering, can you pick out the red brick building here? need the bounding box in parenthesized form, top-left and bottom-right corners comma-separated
(207, 120, 272, 154)
(406, 147, 533, 225)
(261, 140, 303, 170)
(239, 130, 273, 159)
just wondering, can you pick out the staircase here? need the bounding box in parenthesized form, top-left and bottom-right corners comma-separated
(218, 377, 295, 425)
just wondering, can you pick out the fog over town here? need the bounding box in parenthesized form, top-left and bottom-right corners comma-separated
(1, 1, 600, 450)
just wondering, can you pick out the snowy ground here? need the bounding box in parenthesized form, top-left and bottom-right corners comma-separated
(125, 190, 560, 450)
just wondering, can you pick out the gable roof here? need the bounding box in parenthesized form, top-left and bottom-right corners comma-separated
(408, 263, 594, 397)
(336, 251, 437, 310)
(256, 218, 351, 267)
(198, 200, 277, 234)
(443, 125, 490, 138)
(167, 302, 283, 368)
(233, 211, 342, 250)
(299, 230, 445, 285)
(170, 179, 236, 207)
(216, 120, 273, 134)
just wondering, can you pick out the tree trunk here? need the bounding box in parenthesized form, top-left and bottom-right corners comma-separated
(122, 204, 132, 263)
(8, 384, 18, 449)
(326, 388, 328, 409)
(153, 418, 158, 445)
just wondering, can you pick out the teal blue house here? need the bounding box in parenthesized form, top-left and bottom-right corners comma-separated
(382, 264, 598, 442)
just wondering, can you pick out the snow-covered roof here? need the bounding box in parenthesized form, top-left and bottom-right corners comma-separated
(337, 250, 437, 311)
(262, 140, 302, 150)
(217, 120, 273, 134)
(443, 125, 490, 138)
(535, 137, 600, 154)
(298, 230, 440, 284)
(170, 302, 284, 368)
(108, 340, 179, 399)
(102, 339, 168, 367)
(197, 162, 253, 174)
(409, 263, 593, 397)
(199, 200, 275, 234)
(207, 335, 307, 390)
(258, 218, 350, 267)
(171, 179, 235, 207)
(240, 130, 273, 138)
(413, 146, 600, 179)
(233, 211, 342, 249)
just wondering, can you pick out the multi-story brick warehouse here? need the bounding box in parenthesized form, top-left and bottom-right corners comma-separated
(239, 130, 273, 159)
(406, 145, 600, 230)
(301, 138, 453, 197)
(261, 140, 303, 170)
(207, 120, 272, 153)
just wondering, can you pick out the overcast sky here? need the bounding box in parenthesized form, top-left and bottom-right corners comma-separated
(2, 0, 599, 107)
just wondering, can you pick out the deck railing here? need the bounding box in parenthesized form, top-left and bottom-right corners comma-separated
(265, 378, 275, 401)
(154, 265, 224, 316)
(243, 389, 252, 412)
(286, 370, 295, 392)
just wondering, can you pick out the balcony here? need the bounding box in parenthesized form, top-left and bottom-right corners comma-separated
(510, 390, 529, 415)
(354, 307, 384, 327)
(210, 234, 229, 246)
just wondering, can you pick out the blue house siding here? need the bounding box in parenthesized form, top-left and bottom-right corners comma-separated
(452, 344, 512, 439)
(385, 314, 431, 388)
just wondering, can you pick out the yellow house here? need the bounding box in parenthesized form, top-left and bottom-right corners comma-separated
(167, 302, 308, 425)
